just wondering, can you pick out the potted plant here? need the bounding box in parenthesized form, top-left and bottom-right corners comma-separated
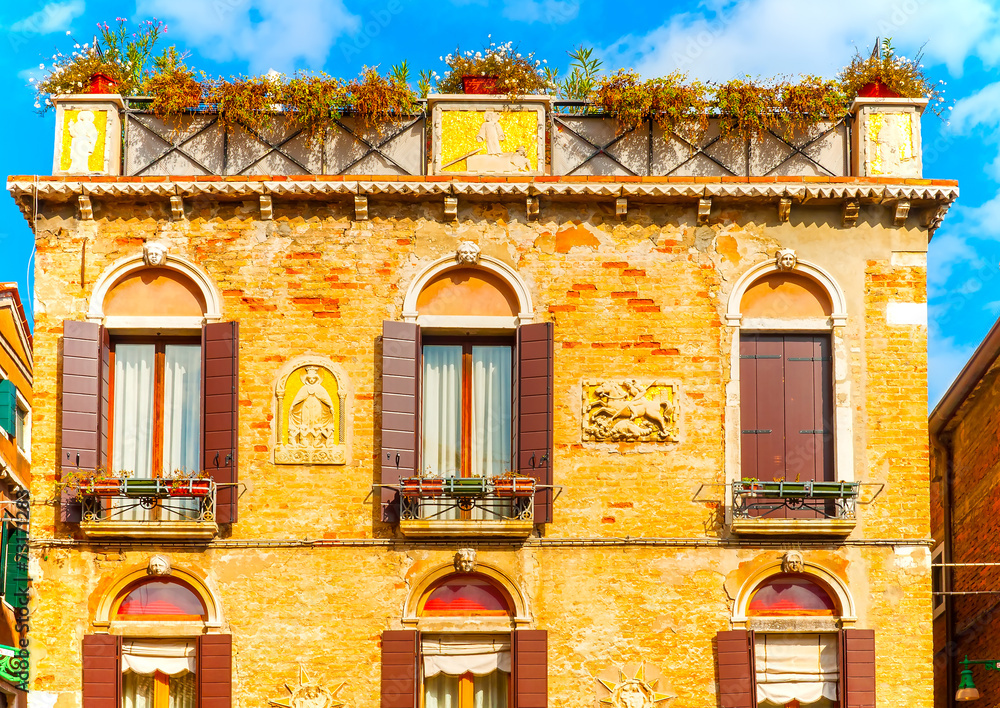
(345, 66, 417, 128)
(168, 472, 213, 497)
(839, 38, 944, 110)
(436, 41, 553, 98)
(124, 478, 163, 497)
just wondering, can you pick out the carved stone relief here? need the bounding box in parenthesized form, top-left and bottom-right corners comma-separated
(582, 380, 679, 442)
(596, 663, 675, 708)
(273, 356, 349, 465)
(147, 555, 171, 576)
(454, 548, 477, 573)
(269, 666, 345, 708)
(782, 551, 804, 574)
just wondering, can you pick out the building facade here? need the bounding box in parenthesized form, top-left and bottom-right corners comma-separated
(0, 284, 33, 707)
(929, 317, 1000, 706)
(8, 92, 954, 708)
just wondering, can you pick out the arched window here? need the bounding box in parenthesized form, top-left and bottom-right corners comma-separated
(382, 248, 554, 533)
(417, 575, 514, 708)
(726, 255, 852, 532)
(64, 248, 238, 534)
(722, 561, 871, 708)
(747, 574, 838, 617)
(86, 565, 231, 708)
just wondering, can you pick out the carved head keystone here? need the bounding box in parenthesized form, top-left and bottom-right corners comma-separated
(455, 241, 481, 265)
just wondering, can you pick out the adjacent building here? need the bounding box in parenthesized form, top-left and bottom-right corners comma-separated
(7, 91, 956, 708)
(930, 316, 1000, 706)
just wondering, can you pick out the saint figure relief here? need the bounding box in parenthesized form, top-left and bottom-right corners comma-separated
(476, 110, 505, 154)
(68, 110, 100, 173)
(288, 366, 336, 448)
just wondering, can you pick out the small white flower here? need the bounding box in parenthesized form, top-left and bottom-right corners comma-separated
(66, 30, 71, 35)
(38, 63, 44, 69)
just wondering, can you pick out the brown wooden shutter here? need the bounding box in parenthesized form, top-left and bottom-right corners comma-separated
(381, 322, 420, 523)
(202, 322, 239, 524)
(739, 334, 784, 485)
(516, 323, 553, 524)
(513, 629, 547, 708)
(784, 335, 833, 483)
(198, 634, 233, 708)
(717, 629, 756, 708)
(61, 321, 107, 523)
(82, 634, 120, 708)
(381, 630, 418, 708)
(840, 629, 876, 708)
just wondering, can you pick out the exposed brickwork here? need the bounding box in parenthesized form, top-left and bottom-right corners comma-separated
(25, 197, 933, 708)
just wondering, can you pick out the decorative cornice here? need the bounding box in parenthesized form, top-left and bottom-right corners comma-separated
(8, 176, 959, 231)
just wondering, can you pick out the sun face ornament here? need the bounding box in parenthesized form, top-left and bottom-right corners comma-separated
(596, 663, 675, 708)
(269, 666, 345, 708)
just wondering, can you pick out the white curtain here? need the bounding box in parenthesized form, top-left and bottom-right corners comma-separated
(474, 671, 509, 708)
(425, 673, 459, 708)
(113, 344, 155, 478)
(123, 672, 154, 708)
(168, 674, 196, 708)
(422, 346, 462, 478)
(163, 345, 201, 520)
(162, 345, 201, 475)
(113, 345, 155, 522)
(755, 634, 839, 706)
(471, 347, 511, 479)
(121, 640, 196, 676)
(472, 346, 511, 520)
(423, 637, 511, 677)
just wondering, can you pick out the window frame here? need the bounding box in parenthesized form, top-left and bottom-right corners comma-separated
(108, 335, 202, 481)
(932, 543, 946, 619)
(421, 335, 514, 481)
(724, 258, 852, 528)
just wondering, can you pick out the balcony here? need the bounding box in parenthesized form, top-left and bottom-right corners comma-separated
(395, 476, 535, 538)
(730, 480, 862, 537)
(79, 478, 218, 540)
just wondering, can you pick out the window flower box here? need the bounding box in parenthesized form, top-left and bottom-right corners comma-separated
(169, 480, 212, 497)
(462, 76, 499, 95)
(444, 477, 488, 496)
(400, 477, 444, 498)
(85, 479, 123, 496)
(123, 479, 163, 498)
(493, 476, 535, 498)
(734, 480, 859, 499)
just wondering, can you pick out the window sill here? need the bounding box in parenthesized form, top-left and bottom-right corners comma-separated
(730, 518, 856, 537)
(80, 520, 219, 540)
(399, 519, 534, 538)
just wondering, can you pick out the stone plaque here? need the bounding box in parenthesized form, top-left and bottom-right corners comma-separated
(582, 379, 679, 442)
(273, 357, 349, 465)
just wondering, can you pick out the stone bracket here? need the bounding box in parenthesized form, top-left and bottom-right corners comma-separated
(615, 197, 628, 219)
(892, 199, 910, 227)
(354, 195, 368, 221)
(526, 196, 539, 221)
(924, 203, 951, 235)
(444, 195, 458, 221)
(698, 198, 711, 225)
(78, 195, 93, 220)
(842, 199, 859, 227)
(778, 197, 792, 223)
(260, 195, 273, 221)
(169, 195, 184, 221)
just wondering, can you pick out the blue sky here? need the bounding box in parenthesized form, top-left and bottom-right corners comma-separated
(1, 0, 999, 406)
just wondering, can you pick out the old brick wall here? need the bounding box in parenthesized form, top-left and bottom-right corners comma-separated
(26, 194, 932, 708)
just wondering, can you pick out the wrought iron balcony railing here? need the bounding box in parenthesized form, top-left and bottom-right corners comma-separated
(79, 478, 217, 538)
(385, 476, 538, 537)
(732, 480, 861, 521)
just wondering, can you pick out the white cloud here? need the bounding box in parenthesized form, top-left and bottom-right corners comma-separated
(10, 1, 85, 34)
(136, 0, 361, 73)
(501, 0, 579, 24)
(950, 81, 1000, 134)
(601, 0, 999, 81)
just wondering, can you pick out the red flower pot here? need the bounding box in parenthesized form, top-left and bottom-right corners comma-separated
(170, 480, 212, 497)
(857, 81, 901, 98)
(462, 76, 499, 95)
(88, 72, 118, 94)
(88, 480, 122, 496)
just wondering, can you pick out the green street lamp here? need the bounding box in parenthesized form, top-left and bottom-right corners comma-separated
(956, 656, 1000, 701)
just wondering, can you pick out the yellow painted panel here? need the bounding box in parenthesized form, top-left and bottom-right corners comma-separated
(60, 109, 108, 173)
